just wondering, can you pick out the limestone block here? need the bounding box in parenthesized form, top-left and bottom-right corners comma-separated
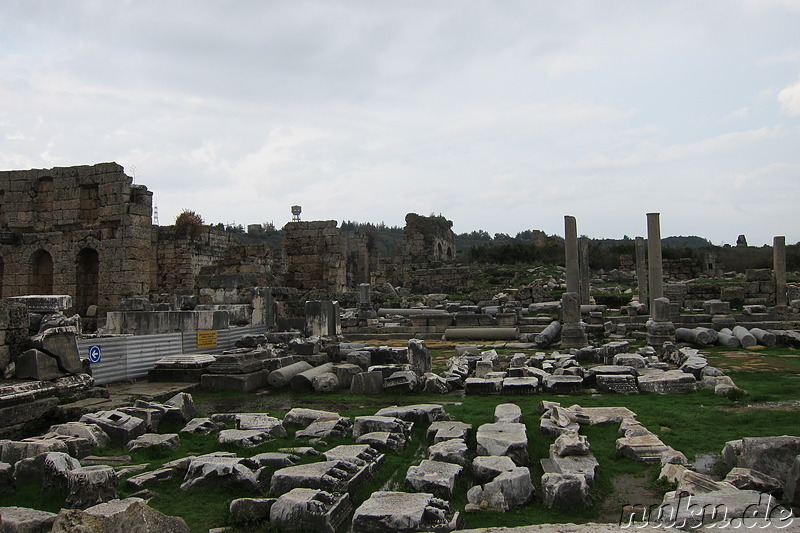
(476, 422, 529, 466)
(65, 465, 119, 509)
(352, 491, 462, 533)
(0, 506, 58, 533)
(126, 433, 180, 452)
(428, 438, 470, 467)
(541, 472, 591, 509)
(405, 460, 462, 498)
(51, 497, 190, 533)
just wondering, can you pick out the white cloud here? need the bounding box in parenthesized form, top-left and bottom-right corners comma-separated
(778, 77, 800, 115)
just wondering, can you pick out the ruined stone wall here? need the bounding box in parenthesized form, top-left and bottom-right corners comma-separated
(0, 163, 152, 314)
(665, 269, 781, 308)
(153, 226, 240, 294)
(282, 221, 347, 293)
(399, 213, 456, 265)
(663, 258, 702, 281)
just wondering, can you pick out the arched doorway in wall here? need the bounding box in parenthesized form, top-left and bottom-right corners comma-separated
(76, 248, 99, 316)
(30, 250, 54, 295)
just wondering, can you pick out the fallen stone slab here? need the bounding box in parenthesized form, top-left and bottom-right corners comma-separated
(180, 455, 259, 492)
(472, 455, 517, 484)
(353, 416, 413, 438)
(405, 459, 463, 499)
(570, 406, 637, 426)
(464, 377, 503, 395)
(428, 438, 470, 467)
(283, 407, 345, 428)
(541, 472, 591, 509)
(596, 374, 639, 394)
(636, 370, 697, 394)
(296, 417, 352, 440)
(374, 404, 447, 425)
(552, 431, 590, 457)
(616, 433, 669, 463)
(650, 489, 793, 529)
(270, 460, 368, 497)
(541, 375, 584, 394)
(351, 491, 462, 533)
(229, 497, 276, 525)
(218, 429, 274, 448)
(78, 410, 146, 445)
(612, 353, 647, 368)
(355, 431, 407, 452)
(0, 438, 69, 466)
(349, 371, 384, 394)
(29, 327, 82, 374)
(0, 506, 58, 532)
(427, 421, 472, 442)
(180, 417, 226, 435)
(234, 413, 287, 438)
(65, 465, 119, 509)
(46, 422, 110, 448)
(501, 377, 539, 395)
(12, 451, 80, 491)
(466, 466, 534, 511)
(126, 433, 180, 453)
(51, 497, 190, 533)
(200, 369, 270, 392)
(476, 423, 529, 466)
(270, 488, 353, 533)
(323, 444, 384, 472)
(125, 466, 175, 491)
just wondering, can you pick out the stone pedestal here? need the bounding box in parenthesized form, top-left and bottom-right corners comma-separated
(357, 284, 377, 326)
(560, 292, 587, 349)
(65, 465, 119, 509)
(646, 297, 675, 348)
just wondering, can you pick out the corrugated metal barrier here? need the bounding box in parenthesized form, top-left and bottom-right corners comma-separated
(77, 325, 267, 385)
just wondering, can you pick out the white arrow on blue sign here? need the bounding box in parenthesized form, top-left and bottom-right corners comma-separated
(88, 345, 102, 364)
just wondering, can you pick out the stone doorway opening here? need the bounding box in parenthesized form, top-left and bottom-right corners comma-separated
(76, 247, 99, 316)
(30, 249, 53, 294)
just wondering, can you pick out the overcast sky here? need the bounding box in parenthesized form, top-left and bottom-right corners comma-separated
(2, 1, 799, 246)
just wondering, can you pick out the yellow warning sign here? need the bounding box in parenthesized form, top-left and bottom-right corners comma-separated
(197, 330, 218, 349)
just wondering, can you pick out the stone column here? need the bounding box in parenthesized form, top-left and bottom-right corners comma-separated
(774, 236, 787, 307)
(564, 216, 580, 295)
(646, 213, 664, 310)
(579, 237, 590, 305)
(634, 236, 648, 309)
(358, 283, 377, 325)
(560, 291, 588, 349)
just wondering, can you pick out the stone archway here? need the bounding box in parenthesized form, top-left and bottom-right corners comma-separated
(76, 248, 99, 315)
(30, 249, 54, 295)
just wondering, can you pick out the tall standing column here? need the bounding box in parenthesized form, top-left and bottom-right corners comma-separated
(646, 213, 664, 311)
(634, 236, 648, 308)
(564, 215, 580, 295)
(774, 236, 787, 306)
(579, 237, 590, 305)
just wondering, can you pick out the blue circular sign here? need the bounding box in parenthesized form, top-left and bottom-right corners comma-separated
(88, 345, 102, 364)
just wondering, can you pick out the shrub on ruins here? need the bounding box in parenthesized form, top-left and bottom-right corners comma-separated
(175, 209, 205, 240)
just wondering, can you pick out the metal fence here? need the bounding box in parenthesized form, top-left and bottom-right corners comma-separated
(77, 325, 266, 385)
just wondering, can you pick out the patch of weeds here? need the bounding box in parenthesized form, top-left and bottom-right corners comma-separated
(0, 482, 68, 514)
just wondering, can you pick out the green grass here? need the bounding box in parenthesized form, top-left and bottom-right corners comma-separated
(3, 346, 800, 531)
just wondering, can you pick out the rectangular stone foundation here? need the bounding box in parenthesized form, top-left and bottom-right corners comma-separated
(200, 369, 269, 392)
